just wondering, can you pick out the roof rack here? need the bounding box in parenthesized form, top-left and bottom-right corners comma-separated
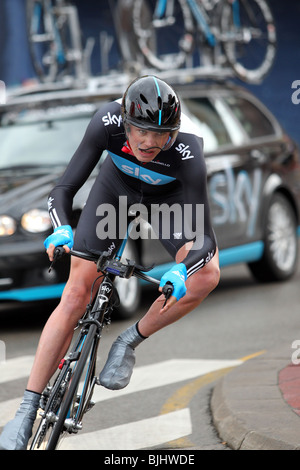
(1, 65, 234, 112)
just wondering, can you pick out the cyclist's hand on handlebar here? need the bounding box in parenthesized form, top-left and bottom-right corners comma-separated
(159, 263, 187, 313)
(44, 225, 73, 261)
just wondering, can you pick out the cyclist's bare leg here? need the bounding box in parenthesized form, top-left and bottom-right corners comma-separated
(99, 244, 220, 390)
(26, 256, 100, 394)
(138, 245, 220, 337)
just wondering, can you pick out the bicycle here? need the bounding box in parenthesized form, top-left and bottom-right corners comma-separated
(25, 0, 141, 84)
(131, 0, 277, 83)
(29, 222, 173, 450)
(26, 0, 94, 83)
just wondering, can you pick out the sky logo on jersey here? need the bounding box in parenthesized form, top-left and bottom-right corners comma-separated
(175, 143, 194, 160)
(102, 112, 122, 127)
(109, 152, 176, 185)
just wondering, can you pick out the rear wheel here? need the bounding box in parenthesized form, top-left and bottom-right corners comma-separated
(248, 193, 298, 282)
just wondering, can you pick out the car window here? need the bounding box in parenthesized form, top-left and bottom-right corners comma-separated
(182, 97, 232, 152)
(0, 116, 91, 169)
(223, 96, 275, 138)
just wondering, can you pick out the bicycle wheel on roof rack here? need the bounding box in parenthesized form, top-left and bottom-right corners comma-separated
(220, 0, 277, 84)
(26, 0, 71, 82)
(132, 0, 195, 70)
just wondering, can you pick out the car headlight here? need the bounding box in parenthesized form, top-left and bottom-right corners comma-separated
(0, 215, 17, 236)
(21, 209, 52, 233)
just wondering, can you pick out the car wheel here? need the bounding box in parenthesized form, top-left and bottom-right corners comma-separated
(248, 193, 298, 282)
(114, 240, 142, 320)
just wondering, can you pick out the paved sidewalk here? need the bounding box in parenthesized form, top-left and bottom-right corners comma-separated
(211, 343, 300, 450)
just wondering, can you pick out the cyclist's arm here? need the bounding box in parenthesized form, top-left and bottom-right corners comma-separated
(177, 134, 217, 277)
(158, 133, 217, 311)
(48, 104, 112, 229)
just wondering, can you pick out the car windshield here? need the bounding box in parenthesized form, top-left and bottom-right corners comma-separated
(0, 113, 92, 170)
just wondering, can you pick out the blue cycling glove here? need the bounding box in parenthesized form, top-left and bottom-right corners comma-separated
(159, 263, 187, 301)
(44, 225, 73, 250)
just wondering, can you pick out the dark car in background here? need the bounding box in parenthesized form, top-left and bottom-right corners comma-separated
(0, 79, 299, 318)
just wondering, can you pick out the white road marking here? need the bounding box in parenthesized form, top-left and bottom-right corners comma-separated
(59, 408, 192, 450)
(91, 358, 242, 402)
(0, 355, 34, 384)
(0, 358, 241, 428)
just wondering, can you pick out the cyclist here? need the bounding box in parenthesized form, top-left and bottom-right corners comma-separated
(0, 75, 220, 450)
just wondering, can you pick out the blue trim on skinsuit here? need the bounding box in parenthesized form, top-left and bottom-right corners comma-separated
(0, 241, 268, 301)
(109, 152, 176, 185)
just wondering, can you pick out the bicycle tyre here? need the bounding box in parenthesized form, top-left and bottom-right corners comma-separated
(29, 361, 74, 450)
(114, 0, 141, 68)
(221, 0, 276, 83)
(132, 0, 194, 70)
(45, 323, 98, 450)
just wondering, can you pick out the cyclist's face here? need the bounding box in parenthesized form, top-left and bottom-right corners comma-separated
(128, 125, 170, 163)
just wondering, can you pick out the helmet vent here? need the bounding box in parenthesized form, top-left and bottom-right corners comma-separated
(140, 94, 148, 104)
(146, 109, 155, 122)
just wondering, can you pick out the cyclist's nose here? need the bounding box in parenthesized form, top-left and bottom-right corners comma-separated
(143, 133, 159, 148)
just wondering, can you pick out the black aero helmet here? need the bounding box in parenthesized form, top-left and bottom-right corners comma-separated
(122, 75, 181, 150)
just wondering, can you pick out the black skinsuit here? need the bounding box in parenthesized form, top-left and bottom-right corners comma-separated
(47, 100, 217, 277)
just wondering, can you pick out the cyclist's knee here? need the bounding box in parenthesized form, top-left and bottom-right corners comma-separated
(60, 260, 99, 312)
(61, 282, 90, 310)
(188, 252, 220, 300)
(203, 253, 220, 292)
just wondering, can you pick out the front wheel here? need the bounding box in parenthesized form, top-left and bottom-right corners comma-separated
(248, 193, 298, 282)
(45, 324, 98, 450)
(221, 0, 277, 83)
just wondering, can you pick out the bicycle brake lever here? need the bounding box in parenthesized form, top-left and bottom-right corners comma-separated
(162, 281, 174, 308)
(48, 246, 66, 273)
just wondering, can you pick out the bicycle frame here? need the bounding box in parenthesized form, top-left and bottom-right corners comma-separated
(153, 0, 242, 47)
(50, 224, 137, 435)
(30, 221, 165, 449)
